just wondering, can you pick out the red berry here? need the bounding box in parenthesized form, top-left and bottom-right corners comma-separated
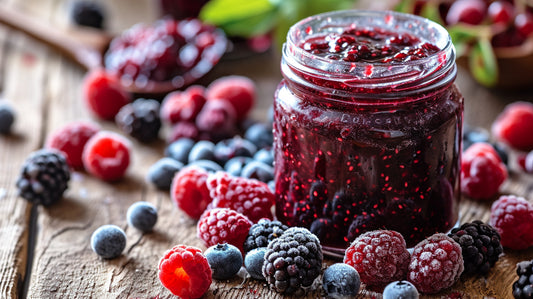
(166, 121, 200, 143)
(515, 13, 533, 37)
(492, 101, 533, 151)
(408, 233, 464, 294)
(446, 0, 486, 25)
(197, 208, 252, 254)
(82, 69, 131, 120)
(343, 230, 410, 287)
(488, 1, 514, 24)
(160, 85, 206, 124)
(490, 195, 533, 250)
(461, 142, 507, 200)
(206, 171, 274, 223)
(525, 151, 533, 173)
(195, 98, 238, 142)
(205, 76, 255, 121)
(158, 245, 212, 299)
(82, 131, 131, 181)
(170, 166, 212, 220)
(45, 121, 100, 169)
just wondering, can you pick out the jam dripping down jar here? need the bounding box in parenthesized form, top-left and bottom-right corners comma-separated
(273, 10, 463, 256)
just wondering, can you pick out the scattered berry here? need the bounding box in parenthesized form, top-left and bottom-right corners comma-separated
(244, 247, 266, 280)
(158, 245, 212, 299)
(445, 0, 486, 25)
(127, 201, 158, 232)
(0, 102, 15, 134)
(322, 263, 361, 299)
(490, 195, 533, 250)
(461, 142, 507, 200)
(244, 122, 273, 149)
(224, 156, 254, 177)
(515, 13, 533, 38)
(16, 149, 70, 206)
(82, 69, 131, 120)
(45, 121, 100, 169)
(206, 171, 275, 223)
(383, 280, 419, 299)
(195, 98, 238, 142)
(462, 126, 489, 151)
(240, 160, 274, 183)
(492, 102, 533, 151)
(214, 137, 257, 165)
(344, 230, 410, 287)
(146, 157, 183, 190)
(197, 208, 252, 254)
(170, 166, 211, 220)
(90, 224, 126, 259)
(243, 219, 288, 254)
(160, 86, 206, 124)
(448, 220, 503, 275)
(408, 233, 464, 294)
(204, 243, 243, 280)
(206, 75, 255, 121)
(70, 0, 105, 29)
(188, 140, 216, 163)
(115, 98, 161, 143)
(488, 1, 514, 25)
(262, 227, 323, 296)
(253, 148, 274, 166)
(188, 159, 224, 173)
(165, 137, 195, 164)
(512, 259, 533, 299)
(82, 131, 131, 181)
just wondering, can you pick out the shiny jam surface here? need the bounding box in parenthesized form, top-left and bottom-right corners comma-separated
(273, 12, 463, 253)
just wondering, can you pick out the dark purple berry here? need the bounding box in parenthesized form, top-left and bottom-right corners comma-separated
(188, 140, 216, 163)
(165, 138, 195, 164)
(115, 99, 161, 143)
(0, 102, 15, 134)
(188, 159, 223, 173)
(240, 161, 274, 183)
(147, 157, 184, 190)
(244, 122, 273, 149)
(70, 0, 105, 29)
(214, 137, 257, 165)
(224, 156, 254, 176)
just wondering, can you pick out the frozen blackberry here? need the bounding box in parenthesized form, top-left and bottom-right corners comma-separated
(115, 99, 161, 143)
(243, 219, 289, 253)
(16, 149, 71, 206)
(448, 220, 503, 275)
(70, 0, 105, 29)
(513, 259, 533, 299)
(262, 227, 323, 296)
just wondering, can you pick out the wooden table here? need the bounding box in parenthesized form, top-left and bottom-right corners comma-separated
(1, 0, 532, 298)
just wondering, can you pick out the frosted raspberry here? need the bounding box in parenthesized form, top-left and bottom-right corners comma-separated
(160, 85, 206, 124)
(343, 230, 410, 287)
(197, 208, 252, 254)
(490, 195, 533, 250)
(492, 101, 533, 151)
(408, 233, 464, 294)
(158, 245, 212, 299)
(82, 131, 131, 181)
(195, 98, 238, 142)
(205, 75, 255, 121)
(82, 69, 131, 120)
(170, 166, 212, 220)
(461, 142, 507, 200)
(206, 171, 274, 223)
(45, 121, 100, 169)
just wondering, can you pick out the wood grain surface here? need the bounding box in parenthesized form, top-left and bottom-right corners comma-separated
(1, 0, 533, 298)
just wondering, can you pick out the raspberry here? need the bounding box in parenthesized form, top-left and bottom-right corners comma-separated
(445, 0, 486, 25)
(408, 233, 464, 294)
(490, 195, 533, 250)
(205, 75, 255, 121)
(170, 166, 211, 220)
(115, 98, 161, 143)
(195, 98, 238, 142)
(513, 259, 533, 299)
(343, 230, 410, 287)
(82, 69, 131, 120)
(461, 142, 507, 200)
(197, 208, 252, 254)
(45, 121, 100, 169)
(492, 102, 533, 151)
(82, 131, 131, 181)
(158, 245, 212, 299)
(206, 171, 275, 223)
(167, 121, 200, 143)
(243, 219, 288, 254)
(262, 227, 323, 296)
(160, 85, 206, 124)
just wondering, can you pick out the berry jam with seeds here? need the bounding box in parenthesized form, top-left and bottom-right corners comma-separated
(273, 10, 463, 255)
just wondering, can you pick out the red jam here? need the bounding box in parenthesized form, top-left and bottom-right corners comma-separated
(273, 10, 463, 255)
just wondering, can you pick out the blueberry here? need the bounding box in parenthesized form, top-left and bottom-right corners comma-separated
(147, 157, 184, 190)
(0, 102, 15, 134)
(90, 225, 126, 259)
(383, 280, 419, 299)
(244, 247, 266, 280)
(188, 159, 224, 173)
(267, 105, 274, 126)
(127, 201, 158, 232)
(267, 180, 275, 193)
(253, 148, 274, 166)
(165, 138, 195, 164)
(244, 123, 273, 149)
(492, 142, 509, 165)
(462, 126, 489, 151)
(204, 243, 243, 280)
(224, 156, 254, 176)
(214, 137, 257, 165)
(188, 140, 216, 163)
(70, 0, 105, 29)
(240, 161, 274, 183)
(322, 263, 361, 299)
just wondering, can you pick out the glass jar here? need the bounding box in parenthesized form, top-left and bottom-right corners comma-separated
(273, 10, 463, 256)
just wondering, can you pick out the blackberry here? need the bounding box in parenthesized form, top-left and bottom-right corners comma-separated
(448, 220, 503, 275)
(115, 99, 161, 143)
(70, 0, 105, 29)
(262, 227, 323, 296)
(243, 219, 288, 253)
(16, 149, 71, 206)
(513, 259, 533, 299)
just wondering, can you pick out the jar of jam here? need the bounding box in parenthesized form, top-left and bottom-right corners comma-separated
(273, 10, 463, 256)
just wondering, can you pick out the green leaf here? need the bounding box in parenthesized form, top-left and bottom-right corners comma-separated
(469, 38, 498, 87)
(419, 0, 444, 25)
(394, 0, 415, 14)
(448, 25, 482, 46)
